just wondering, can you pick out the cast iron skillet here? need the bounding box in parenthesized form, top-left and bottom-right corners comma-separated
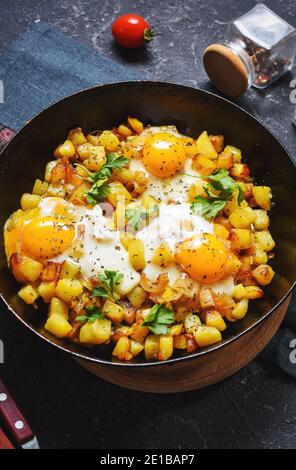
(0, 81, 295, 367)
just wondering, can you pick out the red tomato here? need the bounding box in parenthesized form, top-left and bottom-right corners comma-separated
(112, 14, 154, 49)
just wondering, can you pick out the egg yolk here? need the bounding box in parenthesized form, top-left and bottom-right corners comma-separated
(22, 216, 75, 259)
(142, 132, 186, 178)
(176, 233, 228, 283)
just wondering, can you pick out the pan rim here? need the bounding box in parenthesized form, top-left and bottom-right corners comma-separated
(0, 79, 295, 368)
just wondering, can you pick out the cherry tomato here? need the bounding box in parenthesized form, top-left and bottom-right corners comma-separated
(112, 14, 154, 49)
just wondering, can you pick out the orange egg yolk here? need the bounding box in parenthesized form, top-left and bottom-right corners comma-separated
(22, 216, 75, 259)
(176, 233, 228, 283)
(142, 132, 186, 178)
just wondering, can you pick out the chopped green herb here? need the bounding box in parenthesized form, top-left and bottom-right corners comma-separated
(92, 270, 124, 302)
(143, 304, 175, 335)
(125, 204, 158, 231)
(76, 306, 105, 323)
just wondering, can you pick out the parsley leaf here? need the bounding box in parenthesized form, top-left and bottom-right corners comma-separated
(190, 169, 244, 220)
(84, 153, 128, 205)
(76, 306, 105, 323)
(143, 304, 175, 335)
(92, 270, 124, 301)
(125, 204, 159, 231)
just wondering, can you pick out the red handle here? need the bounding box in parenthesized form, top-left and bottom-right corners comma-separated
(0, 379, 34, 445)
(0, 426, 14, 449)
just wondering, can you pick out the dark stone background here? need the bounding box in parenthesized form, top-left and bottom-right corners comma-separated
(0, 0, 296, 449)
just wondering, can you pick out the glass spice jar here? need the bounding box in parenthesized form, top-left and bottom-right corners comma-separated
(203, 3, 296, 97)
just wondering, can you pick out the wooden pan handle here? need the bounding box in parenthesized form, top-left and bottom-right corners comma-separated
(0, 378, 34, 445)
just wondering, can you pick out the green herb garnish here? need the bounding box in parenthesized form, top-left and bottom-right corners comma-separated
(76, 306, 105, 323)
(92, 270, 124, 302)
(79, 152, 128, 205)
(142, 304, 175, 335)
(125, 204, 159, 231)
(190, 169, 244, 220)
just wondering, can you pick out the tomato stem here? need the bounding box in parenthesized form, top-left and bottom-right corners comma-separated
(143, 28, 156, 42)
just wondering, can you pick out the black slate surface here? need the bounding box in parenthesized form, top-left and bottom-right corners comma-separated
(0, 0, 296, 450)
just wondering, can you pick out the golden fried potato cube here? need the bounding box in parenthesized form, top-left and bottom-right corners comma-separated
(203, 310, 227, 332)
(222, 145, 242, 163)
(232, 283, 247, 300)
(151, 243, 173, 268)
(102, 300, 124, 324)
(120, 231, 135, 251)
(18, 285, 38, 305)
(217, 153, 233, 170)
(144, 334, 160, 360)
(55, 279, 83, 303)
(252, 264, 275, 286)
(98, 130, 120, 151)
(254, 231, 275, 252)
(70, 181, 92, 202)
(118, 124, 132, 138)
(58, 139, 76, 159)
(107, 181, 132, 207)
(193, 325, 222, 347)
(244, 285, 264, 299)
(32, 179, 49, 196)
(128, 239, 146, 271)
(232, 298, 249, 320)
(182, 138, 198, 157)
(79, 319, 112, 345)
(196, 131, 218, 159)
(127, 116, 144, 134)
(46, 183, 66, 198)
(20, 193, 41, 211)
(60, 260, 80, 279)
(48, 297, 69, 319)
(229, 207, 256, 229)
(67, 127, 87, 147)
(129, 321, 150, 344)
(214, 223, 229, 240)
(83, 146, 106, 172)
(224, 253, 243, 276)
(173, 334, 187, 349)
(209, 134, 224, 153)
(253, 248, 268, 265)
(192, 156, 217, 176)
(253, 210, 269, 231)
(127, 286, 147, 308)
(170, 324, 183, 336)
(230, 229, 252, 250)
(130, 339, 144, 357)
(230, 163, 250, 181)
(10, 253, 43, 284)
(112, 337, 132, 360)
(184, 313, 201, 333)
(45, 313, 72, 338)
(38, 281, 57, 304)
(158, 335, 174, 361)
(252, 186, 272, 210)
(224, 188, 240, 216)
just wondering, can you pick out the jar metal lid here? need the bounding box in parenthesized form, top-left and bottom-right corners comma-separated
(203, 43, 249, 97)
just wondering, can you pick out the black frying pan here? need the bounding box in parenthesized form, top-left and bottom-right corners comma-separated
(0, 81, 295, 367)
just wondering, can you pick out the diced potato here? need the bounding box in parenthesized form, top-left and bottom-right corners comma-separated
(244, 285, 264, 299)
(10, 253, 43, 284)
(130, 340, 144, 357)
(161, 287, 177, 302)
(231, 163, 250, 181)
(50, 160, 67, 183)
(224, 188, 240, 216)
(252, 186, 271, 210)
(129, 320, 150, 344)
(112, 337, 132, 360)
(107, 181, 131, 207)
(32, 179, 49, 196)
(253, 209, 269, 231)
(196, 131, 218, 159)
(230, 229, 252, 250)
(58, 140, 76, 159)
(144, 335, 160, 360)
(18, 285, 38, 304)
(214, 223, 229, 240)
(184, 313, 201, 333)
(20, 193, 41, 211)
(252, 264, 275, 286)
(187, 181, 207, 202)
(225, 253, 243, 276)
(127, 286, 147, 308)
(173, 334, 187, 349)
(83, 146, 106, 172)
(193, 156, 217, 176)
(86, 133, 101, 146)
(128, 239, 146, 271)
(209, 134, 224, 153)
(252, 248, 268, 265)
(127, 116, 144, 134)
(175, 305, 188, 323)
(48, 297, 69, 319)
(45, 313, 72, 338)
(217, 153, 233, 170)
(203, 310, 226, 332)
(113, 200, 126, 230)
(77, 143, 93, 161)
(120, 231, 135, 251)
(40, 262, 61, 282)
(193, 325, 222, 347)
(102, 300, 124, 323)
(46, 183, 66, 198)
(67, 127, 87, 147)
(55, 279, 83, 303)
(229, 207, 256, 229)
(200, 288, 215, 309)
(254, 231, 275, 252)
(170, 324, 183, 336)
(70, 181, 92, 203)
(232, 283, 246, 300)
(151, 243, 173, 268)
(122, 138, 143, 160)
(118, 124, 132, 138)
(182, 138, 198, 157)
(79, 319, 112, 344)
(158, 335, 174, 361)
(98, 130, 120, 151)
(44, 161, 57, 182)
(222, 145, 242, 163)
(38, 281, 57, 304)
(232, 298, 249, 320)
(60, 260, 80, 279)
